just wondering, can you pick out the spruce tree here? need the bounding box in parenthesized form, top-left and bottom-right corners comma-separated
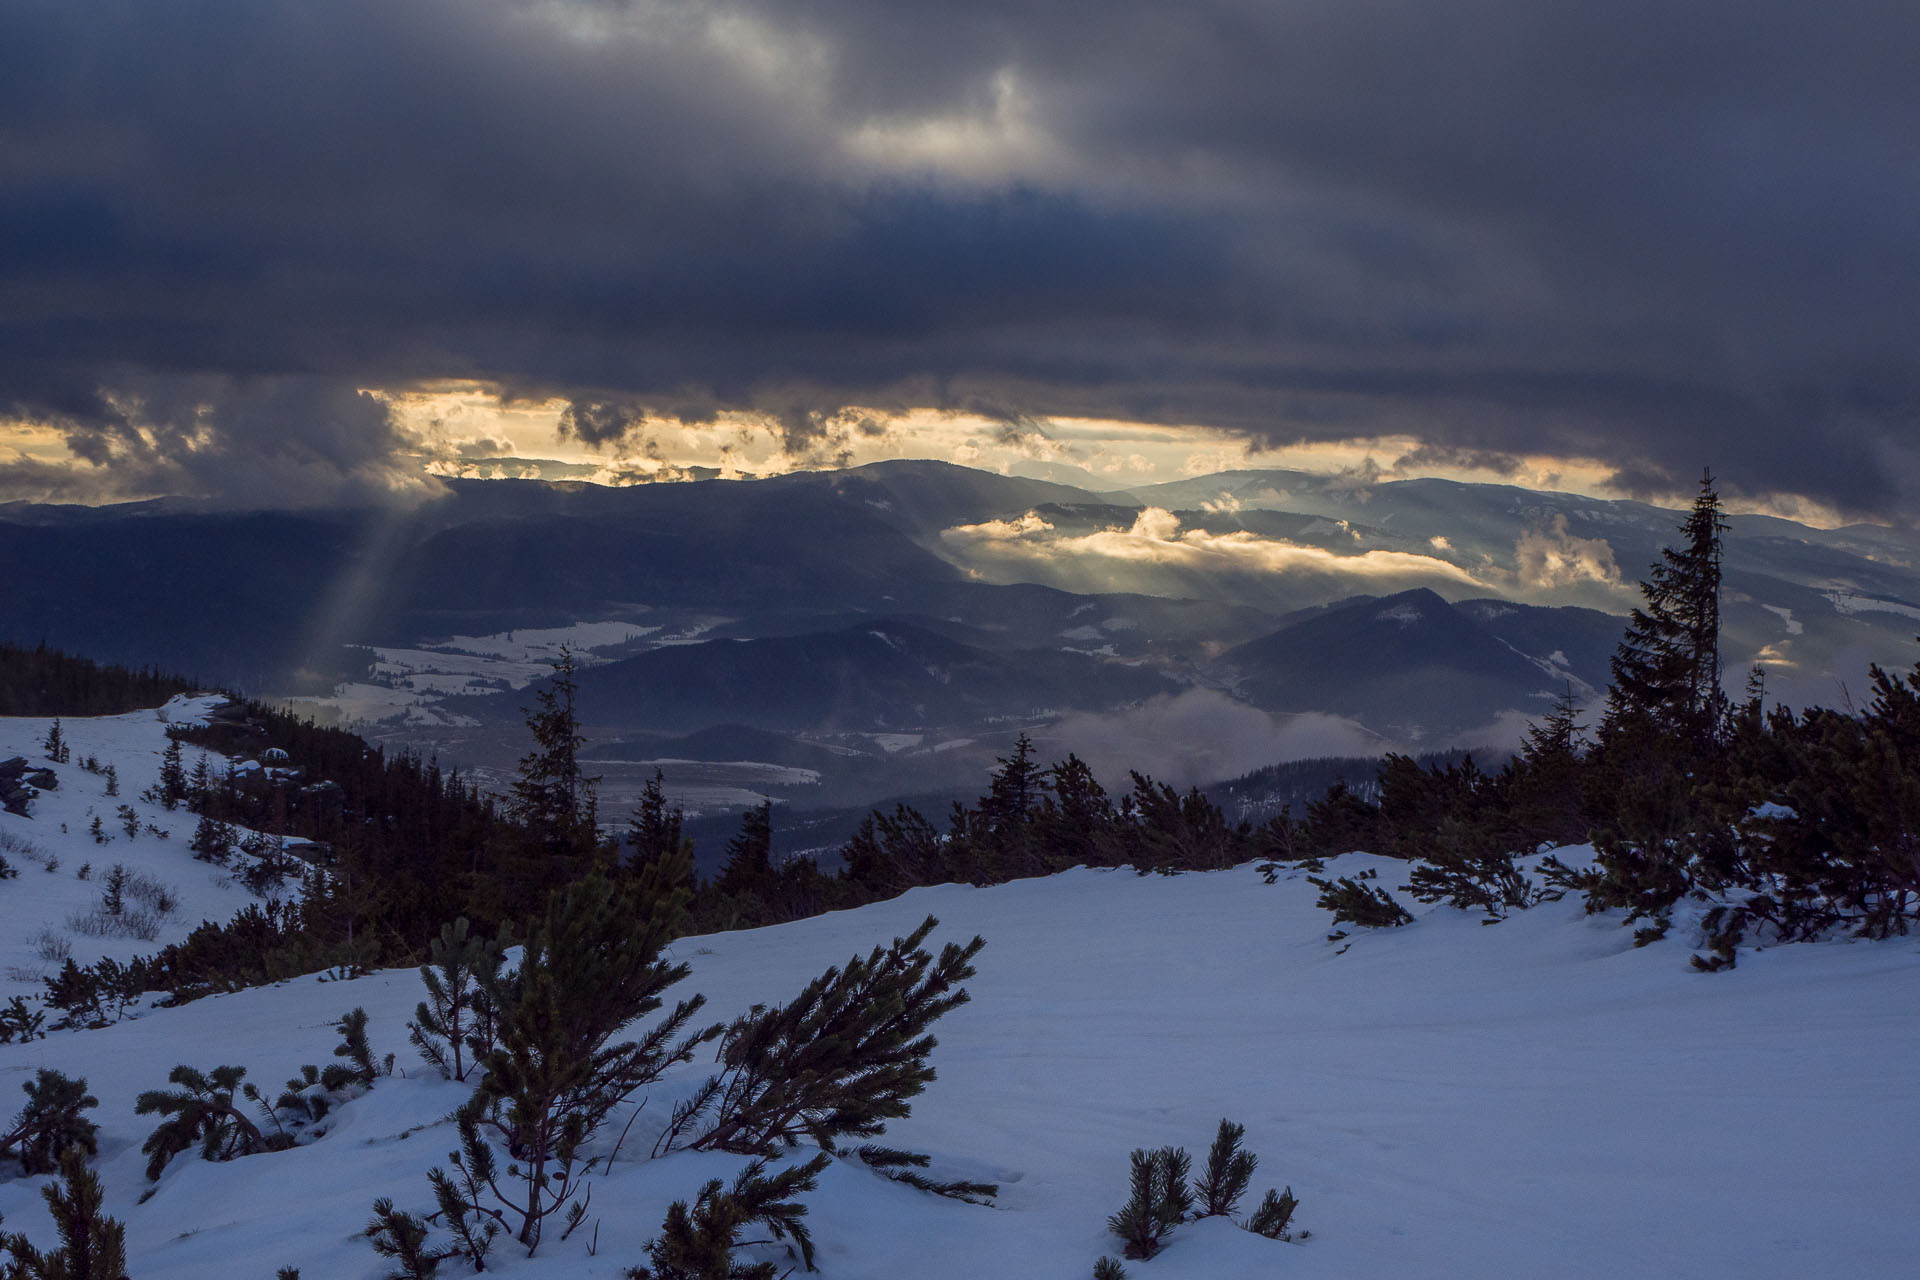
(1504, 685, 1589, 850)
(1601, 470, 1729, 749)
(1035, 754, 1116, 869)
(1585, 471, 1734, 921)
(189, 812, 230, 863)
(841, 804, 954, 898)
(158, 737, 188, 810)
(627, 770, 693, 880)
(713, 801, 775, 902)
(507, 646, 603, 890)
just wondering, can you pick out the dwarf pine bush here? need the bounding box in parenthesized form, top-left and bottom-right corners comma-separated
(626, 1153, 831, 1280)
(664, 915, 984, 1157)
(3, 1070, 100, 1175)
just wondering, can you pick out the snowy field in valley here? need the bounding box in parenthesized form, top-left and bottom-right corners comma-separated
(280, 618, 680, 730)
(2, 710, 1918, 1277)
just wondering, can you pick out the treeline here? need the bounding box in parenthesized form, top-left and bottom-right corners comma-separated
(0, 642, 197, 717)
(1284, 473, 1920, 962)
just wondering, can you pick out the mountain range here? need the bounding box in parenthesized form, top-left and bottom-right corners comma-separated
(7, 459, 1918, 816)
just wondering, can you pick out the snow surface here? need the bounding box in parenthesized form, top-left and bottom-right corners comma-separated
(1761, 604, 1805, 636)
(427, 622, 661, 662)
(3, 711, 1919, 1277)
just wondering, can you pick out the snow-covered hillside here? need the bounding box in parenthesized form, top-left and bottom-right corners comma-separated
(2, 713, 1918, 1277)
(0, 698, 279, 1006)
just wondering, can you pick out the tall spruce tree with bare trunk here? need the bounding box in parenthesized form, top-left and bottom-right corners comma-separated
(1602, 470, 1729, 750)
(1583, 470, 1733, 924)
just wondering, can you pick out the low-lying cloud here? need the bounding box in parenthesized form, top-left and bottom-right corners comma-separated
(1043, 689, 1384, 790)
(1514, 514, 1622, 590)
(942, 506, 1490, 597)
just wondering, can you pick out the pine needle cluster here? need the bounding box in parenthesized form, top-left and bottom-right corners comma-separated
(662, 916, 984, 1157)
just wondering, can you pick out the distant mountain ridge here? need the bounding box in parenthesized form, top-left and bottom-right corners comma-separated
(6, 459, 1919, 789)
(1218, 588, 1616, 740)
(509, 618, 1180, 734)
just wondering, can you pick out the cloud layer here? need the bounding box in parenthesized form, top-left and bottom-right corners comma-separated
(4, 0, 1918, 513)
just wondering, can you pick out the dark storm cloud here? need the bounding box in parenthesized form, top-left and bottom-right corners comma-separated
(2, 0, 1916, 515)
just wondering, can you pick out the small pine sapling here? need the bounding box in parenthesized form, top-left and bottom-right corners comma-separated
(626, 1153, 831, 1280)
(117, 806, 140, 840)
(1193, 1118, 1257, 1218)
(3, 1069, 100, 1175)
(1, 1148, 130, 1280)
(103, 765, 118, 797)
(366, 1198, 456, 1280)
(1107, 1146, 1193, 1260)
(333, 1007, 394, 1087)
(461, 871, 716, 1254)
(427, 1145, 504, 1272)
(0, 997, 47, 1045)
(409, 918, 504, 1082)
(251, 1065, 335, 1137)
(1092, 1258, 1128, 1280)
(1246, 1186, 1300, 1240)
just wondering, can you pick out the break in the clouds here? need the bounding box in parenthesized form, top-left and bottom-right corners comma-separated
(3, 0, 1917, 515)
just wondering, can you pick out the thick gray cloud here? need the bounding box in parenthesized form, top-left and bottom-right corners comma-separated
(2, 0, 1916, 514)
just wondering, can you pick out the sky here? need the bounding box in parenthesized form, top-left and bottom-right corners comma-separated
(2, 0, 1916, 521)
